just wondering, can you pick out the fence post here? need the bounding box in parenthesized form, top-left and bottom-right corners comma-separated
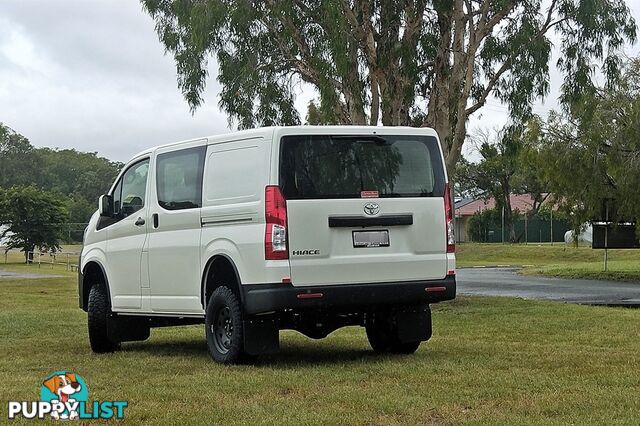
(550, 209, 554, 246)
(604, 204, 609, 271)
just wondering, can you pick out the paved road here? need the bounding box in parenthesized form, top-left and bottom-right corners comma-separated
(457, 267, 640, 306)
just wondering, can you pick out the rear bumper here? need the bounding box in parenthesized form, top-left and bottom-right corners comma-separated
(241, 275, 456, 315)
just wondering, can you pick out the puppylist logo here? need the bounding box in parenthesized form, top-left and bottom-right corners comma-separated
(8, 371, 128, 420)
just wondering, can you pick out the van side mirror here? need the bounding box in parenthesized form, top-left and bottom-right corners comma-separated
(99, 194, 114, 217)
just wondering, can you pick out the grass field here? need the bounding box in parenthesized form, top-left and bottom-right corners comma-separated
(1, 270, 639, 424)
(457, 243, 640, 282)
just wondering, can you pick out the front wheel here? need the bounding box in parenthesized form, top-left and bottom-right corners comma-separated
(87, 284, 120, 353)
(205, 286, 245, 364)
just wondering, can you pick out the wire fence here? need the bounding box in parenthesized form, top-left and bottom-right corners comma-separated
(472, 217, 571, 244)
(2, 249, 81, 271)
(0, 222, 87, 272)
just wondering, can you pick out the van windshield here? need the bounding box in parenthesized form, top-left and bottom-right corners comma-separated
(279, 135, 446, 199)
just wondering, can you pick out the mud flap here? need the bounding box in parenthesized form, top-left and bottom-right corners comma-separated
(396, 305, 432, 343)
(107, 315, 150, 342)
(243, 316, 279, 355)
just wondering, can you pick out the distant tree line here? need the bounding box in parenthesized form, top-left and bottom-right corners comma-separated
(0, 123, 121, 258)
(0, 123, 122, 225)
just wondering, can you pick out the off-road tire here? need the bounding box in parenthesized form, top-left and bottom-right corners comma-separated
(87, 284, 120, 353)
(205, 286, 245, 364)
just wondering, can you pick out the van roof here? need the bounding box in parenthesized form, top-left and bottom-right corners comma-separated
(129, 126, 439, 161)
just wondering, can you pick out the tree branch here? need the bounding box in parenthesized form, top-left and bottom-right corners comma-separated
(261, 4, 347, 100)
(465, 58, 512, 116)
(465, 0, 562, 116)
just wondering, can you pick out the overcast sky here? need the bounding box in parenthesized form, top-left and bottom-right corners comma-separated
(1, 1, 639, 162)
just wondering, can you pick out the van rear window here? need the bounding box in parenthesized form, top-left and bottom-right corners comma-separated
(279, 135, 445, 199)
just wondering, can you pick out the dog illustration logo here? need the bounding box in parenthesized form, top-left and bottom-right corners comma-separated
(8, 371, 127, 420)
(40, 371, 88, 420)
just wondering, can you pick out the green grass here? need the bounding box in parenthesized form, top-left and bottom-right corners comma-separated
(457, 243, 640, 281)
(1, 274, 640, 424)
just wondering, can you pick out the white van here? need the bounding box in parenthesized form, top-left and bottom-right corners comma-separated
(79, 126, 456, 363)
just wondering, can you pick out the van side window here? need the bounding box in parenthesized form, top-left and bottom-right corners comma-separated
(156, 146, 206, 210)
(117, 159, 149, 217)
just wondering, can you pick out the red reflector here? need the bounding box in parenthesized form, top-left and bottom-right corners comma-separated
(447, 269, 455, 276)
(282, 277, 291, 284)
(425, 286, 447, 293)
(296, 293, 323, 299)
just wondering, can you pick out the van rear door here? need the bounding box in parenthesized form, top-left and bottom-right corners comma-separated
(279, 133, 449, 287)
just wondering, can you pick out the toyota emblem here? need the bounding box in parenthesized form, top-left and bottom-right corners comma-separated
(363, 202, 380, 216)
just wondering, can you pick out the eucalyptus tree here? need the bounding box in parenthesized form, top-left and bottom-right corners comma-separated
(142, 0, 635, 172)
(534, 59, 640, 230)
(0, 123, 122, 223)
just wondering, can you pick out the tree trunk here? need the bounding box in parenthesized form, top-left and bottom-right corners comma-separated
(504, 206, 516, 243)
(501, 181, 517, 242)
(424, 0, 453, 172)
(369, 73, 380, 125)
(422, 1, 517, 175)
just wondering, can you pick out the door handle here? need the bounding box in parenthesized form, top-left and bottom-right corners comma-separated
(152, 213, 159, 229)
(135, 217, 145, 226)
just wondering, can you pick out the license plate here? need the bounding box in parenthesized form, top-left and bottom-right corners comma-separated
(353, 230, 390, 248)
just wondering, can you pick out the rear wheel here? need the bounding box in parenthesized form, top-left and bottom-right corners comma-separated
(205, 286, 245, 364)
(365, 311, 421, 354)
(87, 284, 120, 353)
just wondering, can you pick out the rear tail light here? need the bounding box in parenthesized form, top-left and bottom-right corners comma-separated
(265, 185, 288, 260)
(444, 183, 455, 253)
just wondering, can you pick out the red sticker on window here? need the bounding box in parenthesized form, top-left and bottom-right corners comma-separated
(361, 191, 379, 198)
